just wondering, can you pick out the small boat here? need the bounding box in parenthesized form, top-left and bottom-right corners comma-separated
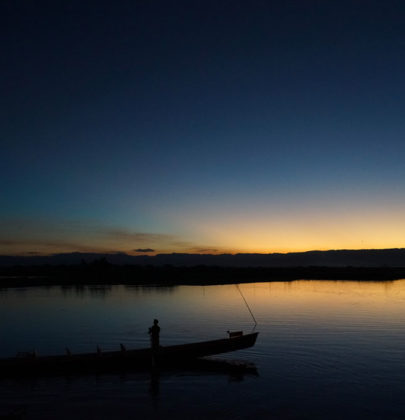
(0, 332, 258, 377)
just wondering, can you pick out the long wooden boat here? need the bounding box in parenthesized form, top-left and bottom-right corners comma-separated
(0, 332, 258, 377)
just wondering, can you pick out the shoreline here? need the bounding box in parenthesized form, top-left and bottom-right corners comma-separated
(1, 265, 405, 288)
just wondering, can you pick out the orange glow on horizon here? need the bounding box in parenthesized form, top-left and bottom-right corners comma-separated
(1, 201, 405, 256)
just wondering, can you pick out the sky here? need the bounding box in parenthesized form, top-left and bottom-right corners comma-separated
(1, 0, 405, 256)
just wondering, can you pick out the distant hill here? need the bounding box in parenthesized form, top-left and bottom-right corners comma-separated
(1, 248, 405, 267)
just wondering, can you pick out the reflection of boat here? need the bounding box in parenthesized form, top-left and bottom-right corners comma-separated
(0, 332, 259, 377)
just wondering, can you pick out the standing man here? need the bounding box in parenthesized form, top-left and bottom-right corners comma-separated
(149, 319, 160, 350)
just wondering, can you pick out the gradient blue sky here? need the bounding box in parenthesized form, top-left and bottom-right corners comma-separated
(2, 0, 405, 255)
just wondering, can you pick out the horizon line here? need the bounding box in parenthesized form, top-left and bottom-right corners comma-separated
(1, 247, 405, 258)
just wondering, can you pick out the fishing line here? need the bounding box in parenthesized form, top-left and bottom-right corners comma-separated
(235, 284, 258, 327)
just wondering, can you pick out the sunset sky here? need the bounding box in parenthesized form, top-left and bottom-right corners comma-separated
(2, 0, 405, 256)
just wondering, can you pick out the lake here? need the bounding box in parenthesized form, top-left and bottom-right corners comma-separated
(1, 280, 405, 419)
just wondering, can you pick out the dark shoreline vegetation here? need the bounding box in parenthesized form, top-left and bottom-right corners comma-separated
(1, 249, 405, 288)
(1, 263, 405, 289)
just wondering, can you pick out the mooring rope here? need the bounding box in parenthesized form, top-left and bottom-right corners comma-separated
(235, 284, 258, 327)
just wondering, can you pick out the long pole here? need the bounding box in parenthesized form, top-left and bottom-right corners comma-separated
(236, 284, 258, 326)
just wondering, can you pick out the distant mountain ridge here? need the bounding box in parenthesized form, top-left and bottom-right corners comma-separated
(1, 248, 405, 267)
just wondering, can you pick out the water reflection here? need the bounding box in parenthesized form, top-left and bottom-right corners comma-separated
(0, 284, 178, 300)
(2, 280, 405, 419)
(125, 285, 177, 295)
(0, 361, 257, 420)
(2, 280, 405, 359)
(149, 368, 160, 399)
(56, 284, 178, 297)
(60, 285, 114, 299)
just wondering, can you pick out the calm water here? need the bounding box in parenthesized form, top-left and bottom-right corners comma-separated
(1, 280, 405, 419)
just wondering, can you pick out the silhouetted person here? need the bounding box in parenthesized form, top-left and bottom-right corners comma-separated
(149, 319, 160, 349)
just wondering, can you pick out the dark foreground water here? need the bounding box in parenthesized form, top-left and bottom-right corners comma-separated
(1, 280, 405, 419)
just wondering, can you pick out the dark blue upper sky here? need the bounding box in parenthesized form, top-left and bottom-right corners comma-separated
(2, 0, 405, 255)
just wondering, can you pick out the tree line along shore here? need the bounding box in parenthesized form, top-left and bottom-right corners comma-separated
(1, 263, 405, 288)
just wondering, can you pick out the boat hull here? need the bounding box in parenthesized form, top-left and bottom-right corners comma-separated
(0, 332, 259, 377)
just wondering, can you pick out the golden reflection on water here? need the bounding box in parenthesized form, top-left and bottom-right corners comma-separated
(4, 280, 405, 317)
(157, 280, 405, 327)
(124, 280, 405, 317)
(231, 280, 405, 322)
(2, 280, 405, 358)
